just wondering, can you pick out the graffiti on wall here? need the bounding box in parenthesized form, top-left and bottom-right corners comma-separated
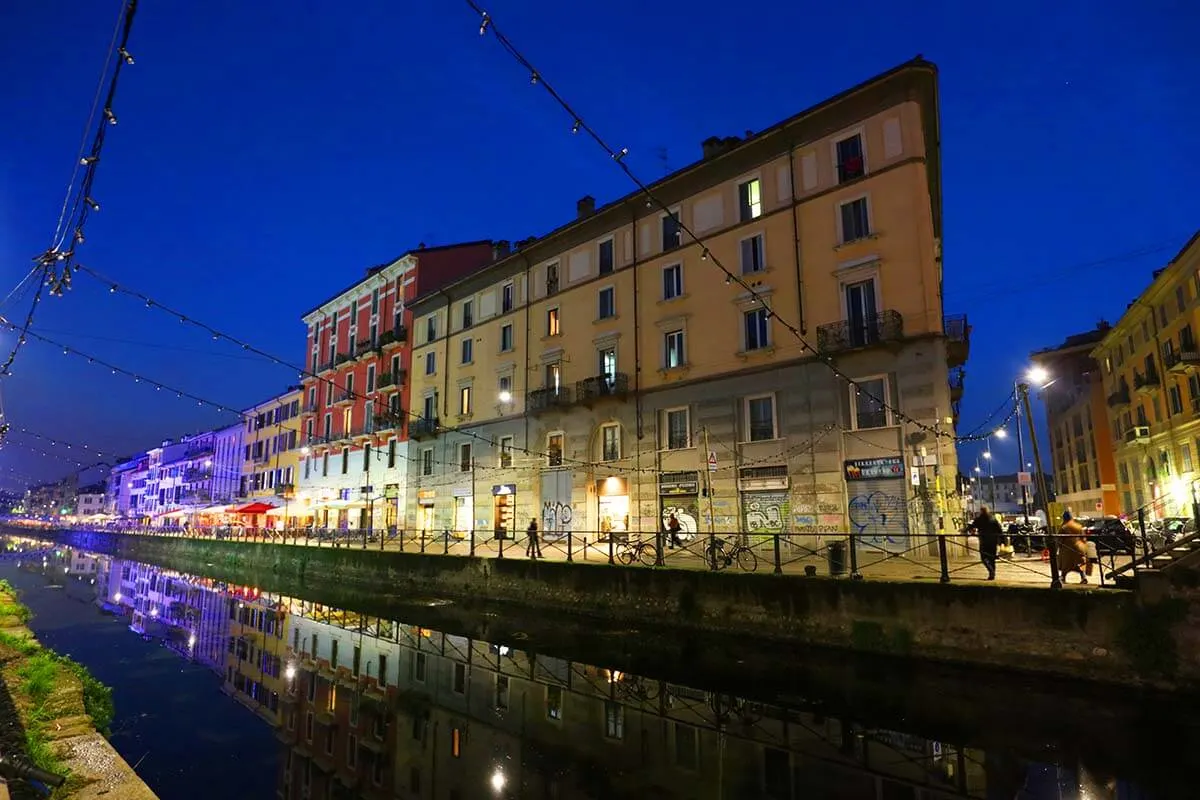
(848, 490, 908, 551)
(541, 501, 572, 541)
(743, 491, 790, 535)
(660, 499, 700, 540)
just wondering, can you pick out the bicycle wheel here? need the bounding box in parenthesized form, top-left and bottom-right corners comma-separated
(617, 547, 636, 566)
(637, 544, 658, 567)
(706, 545, 725, 570)
(736, 546, 758, 572)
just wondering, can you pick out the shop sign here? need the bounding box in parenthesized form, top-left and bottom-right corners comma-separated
(338, 488, 353, 501)
(659, 472, 699, 496)
(384, 484, 399, 500)
(844, 457, 904, 481)
(417, 489, 435, 501)
(492, 484, 517, 496)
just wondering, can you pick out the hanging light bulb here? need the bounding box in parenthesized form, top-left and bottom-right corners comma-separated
(478, 12, 490, 35)
(571, 120, 580, 134)
(103, 108, 118, 125)
(724, 274, 732, 285)
(85, 197, 100, 211)
(119, 47, 134, 64)
(80, 155, 98, 166)
(613, 147, 628, 161)
(530, 72, 539, 85)
(109, 285, 117, 293)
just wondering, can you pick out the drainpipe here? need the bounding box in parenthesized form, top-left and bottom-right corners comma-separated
(520, 251, 534, 528)
(786, 143, 807, 335)
(631, 205, 644, 533)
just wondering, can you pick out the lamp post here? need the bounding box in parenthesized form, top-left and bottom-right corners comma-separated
(1019, 366, 1062, 589)
(1011, 394, 1032, 525)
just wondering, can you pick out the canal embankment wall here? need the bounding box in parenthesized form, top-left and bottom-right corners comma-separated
(26, 528, 1200, 692)
(0, 581, 157, 799)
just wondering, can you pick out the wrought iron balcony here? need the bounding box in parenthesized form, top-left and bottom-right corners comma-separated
(408, 417, 439, 440)
(1125, 425, 1151, 445)
(576, 373, 630, 404)
(817, 310, 904, 354)
(1106, 385, 1131, 408)
(527, 386, 573, 414)
(1165, 350, 1200, 374)
(380, 326, 408, 348)
(378, 370, 405, 390)
(354, 339, 378, 359)
(301, 400, 319, 414)
(1133, 370, 1160, 395)
(275, 483, 295, 498)
(333, 391, 355, 406)
(335, 352, 354, 367)
(373, 413, 399, 431)
(944, 314, 970, 367)
(949, 368, 965, 401)
(317, 360, 336, 374)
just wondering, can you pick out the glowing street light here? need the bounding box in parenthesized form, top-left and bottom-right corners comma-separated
(490, 769, 506, 793)
(498, 390, 512, 404)
(284, 664, 296, 681)
(1027, 365, 1050, 386)
(994, 428, 1008, 439)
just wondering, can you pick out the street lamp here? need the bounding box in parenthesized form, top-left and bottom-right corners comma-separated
(1017, 369, 1062, 588)
(498, 390, 512, 404)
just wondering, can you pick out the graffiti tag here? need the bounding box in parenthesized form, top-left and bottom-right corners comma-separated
(848, 491, 908, 551)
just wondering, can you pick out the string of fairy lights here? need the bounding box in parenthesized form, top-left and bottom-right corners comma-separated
(0, 0, 139, 379)
(465, 1, 1011, 446)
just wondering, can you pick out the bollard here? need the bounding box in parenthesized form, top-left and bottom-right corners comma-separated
(566, 530, 573, 562)
(937, 534, 950, 583)
(498, 532, 505, 559)
(848, 530, 862, 580)
(1135, 509, 1147, 573)
(443, 532, 449, 556)
(772, 533, 782, 575)
(469, 528, 476, 558)
(420, 533, 426, 554)
(608, 535, 615, 565)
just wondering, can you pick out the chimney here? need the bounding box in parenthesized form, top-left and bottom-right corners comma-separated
(492, 240, 511, 261)
(576, 195, 596, 218)
(701, 136, 724, 159)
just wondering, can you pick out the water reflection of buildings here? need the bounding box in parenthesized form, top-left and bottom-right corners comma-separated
(273, 606, 991, 800)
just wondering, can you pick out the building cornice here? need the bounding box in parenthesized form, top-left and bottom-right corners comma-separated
(301, 255, 417, 325)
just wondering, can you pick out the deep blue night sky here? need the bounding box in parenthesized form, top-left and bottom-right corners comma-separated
(1, 0, 1197, 488)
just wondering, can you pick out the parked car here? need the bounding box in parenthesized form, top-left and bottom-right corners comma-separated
(1076, 516, 1136, 556)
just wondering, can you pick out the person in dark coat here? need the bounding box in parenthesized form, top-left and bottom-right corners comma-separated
(967, 505, 1003, 580)
(525, 518, 543, 559)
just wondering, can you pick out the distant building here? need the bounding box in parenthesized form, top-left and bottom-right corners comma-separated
(236, 387, 304, 529)
(211, 422, 245, 505)
(24, 477, 78, 518)
(106, 453, 148, 517)
(1032, 324, 1121, 518)
(223, 588, 289, 725)
(74, 483, 107, 517)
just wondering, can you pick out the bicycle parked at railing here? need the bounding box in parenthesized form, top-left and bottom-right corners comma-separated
(615, 538, 658, 567)
(0, 750, 67, 797)
(705, 536, 758, 572)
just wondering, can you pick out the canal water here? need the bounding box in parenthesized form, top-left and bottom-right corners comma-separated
(0, 539, 1193, 799)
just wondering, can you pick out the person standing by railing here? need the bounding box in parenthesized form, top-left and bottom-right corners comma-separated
(526, 518, 543, 559)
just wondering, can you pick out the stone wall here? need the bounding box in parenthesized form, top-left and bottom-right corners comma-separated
(26, 527, 1200, 691)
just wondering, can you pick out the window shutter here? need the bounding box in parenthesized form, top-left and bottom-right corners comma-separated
(883, 118, 903, 159)
(801, 153, 818, 191)
(776, 165, 792, 202)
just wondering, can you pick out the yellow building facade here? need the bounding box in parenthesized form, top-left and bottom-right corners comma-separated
(223, 588, 290, 725)
(405, 59, 965, 543)
(239, 386, 306, 529)
(1092, 231, 1200, 519)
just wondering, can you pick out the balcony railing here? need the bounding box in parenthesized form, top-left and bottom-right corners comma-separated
(317, 360, 335, 374)
(944, 314, 970, 367)
(378, 370, 405, 390)
(576, 373, 630, 404)
(354, 339, 377, 359)
(1125, 425, 1151, 445)
(374, 413, 401, 431)
(301, 400, 319, 414)
(182, 469, 211, 483)
(380, 327, 408, 348)
(275, 483, 295, 498)
(816, 310, 904, 354)
(527, 386, 573, 413)
(949, 368, 965, 400)
(333, 391, 354, 406)
(1165, 350, 1200, 374)
(1133, 370, 1161, 394)
(408, 417, 439, 440)
(1107, 385, 1131, 408)
(335, 352, 354, 367)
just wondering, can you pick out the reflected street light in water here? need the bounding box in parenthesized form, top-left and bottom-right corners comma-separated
(490, 769, 506, 793)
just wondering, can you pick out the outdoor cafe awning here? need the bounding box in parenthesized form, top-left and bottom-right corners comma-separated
(197, 504, 231, 514)
(232, 500, 282, 515)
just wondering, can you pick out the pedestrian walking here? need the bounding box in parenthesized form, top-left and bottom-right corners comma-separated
(966, 505, 1002, 580)
(1057, 511, 1088, 584)
(526, 518, 543, 559)
(666, 513, 684, 548)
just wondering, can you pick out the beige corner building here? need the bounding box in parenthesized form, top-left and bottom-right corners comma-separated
(404, 58, 967, 547)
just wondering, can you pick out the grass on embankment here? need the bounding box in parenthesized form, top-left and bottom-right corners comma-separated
(0, 579, 115, 796)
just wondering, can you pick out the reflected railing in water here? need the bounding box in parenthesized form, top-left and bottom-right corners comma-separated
(1, 536, 1176, 799)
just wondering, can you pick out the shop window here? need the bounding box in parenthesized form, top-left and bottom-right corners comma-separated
(601, 424, 621, 461)
(547, 433, 564, 467)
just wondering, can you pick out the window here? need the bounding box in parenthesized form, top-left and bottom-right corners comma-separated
(501, 283, 514, 313)
(500, 323, 514, 352)
(366, 364, 376, 393)
(546, 685, 563, 720)
(598, 239, 614, 275)
(425, 315, 437, 343)
(840, 198, 871, 242)
(499, 436, 514, 468)
(362, 444, 371, 471)
(745, 395, 777, 441)
(459, 386, 472, 416)
(494, 675, 509, 710)
(836, 133, 865, 183)
(601, 424, 620, 461)
(461, 337, 473, 364)
(545, 363, 561, 391)
(547, 433, 564, 467)
(674, 723, 698, 770)
(851, 377, 891, 429)
(425, 351, 436, 375)
(1170, 385, 1184, 415)
(1178, 285, 1188, 313)
(388, 439, 396, 468)
(844, 278, 879, 347)
(423, 394, 437, 420)
(598, 287, 616, 319)
(546, 262, 559, 296)
(420, 448, 433, 477)
(663, 408, 690, 450)
(662, 263, 683, 300)
(453, 663, 466, 694)
(599, 347, 617, 383)
(661, 211, 680, 251)
(341, 447, 349, 474)
(462, 300, 473, 329)
(414, 651, 427, 682)
(499, 374, 511, 399)
(738, 178, 762, 221)
(459, 443, 472, 472)
(665, 330, 685, 369)
(546, 308, 561, 336)
(739, 232, 767, 273)
(604, 702, 624, 739)
(347, 735, 358, 769)
(1184, 444, 1194, 472)
(744, 308, 770, 351)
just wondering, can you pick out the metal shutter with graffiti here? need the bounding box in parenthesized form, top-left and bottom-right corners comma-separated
(847, 479, 909, 553)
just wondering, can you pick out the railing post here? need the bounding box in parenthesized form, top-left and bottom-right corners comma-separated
(566, 530, 573, 562)
(443, 531, 450, 556)
(608, 534, 614, 565)
(937, 533, 950, 583)
(1136, 508, 1147, 573)
(707, 530, 718, 571)
(656, 531, 665, 567)
(772, 533, 782, 575)
(498, 531, 505, 559)
(420, 532, 426, 554)
(848, 531, 861, 580)
(469, 528, 476, 558)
